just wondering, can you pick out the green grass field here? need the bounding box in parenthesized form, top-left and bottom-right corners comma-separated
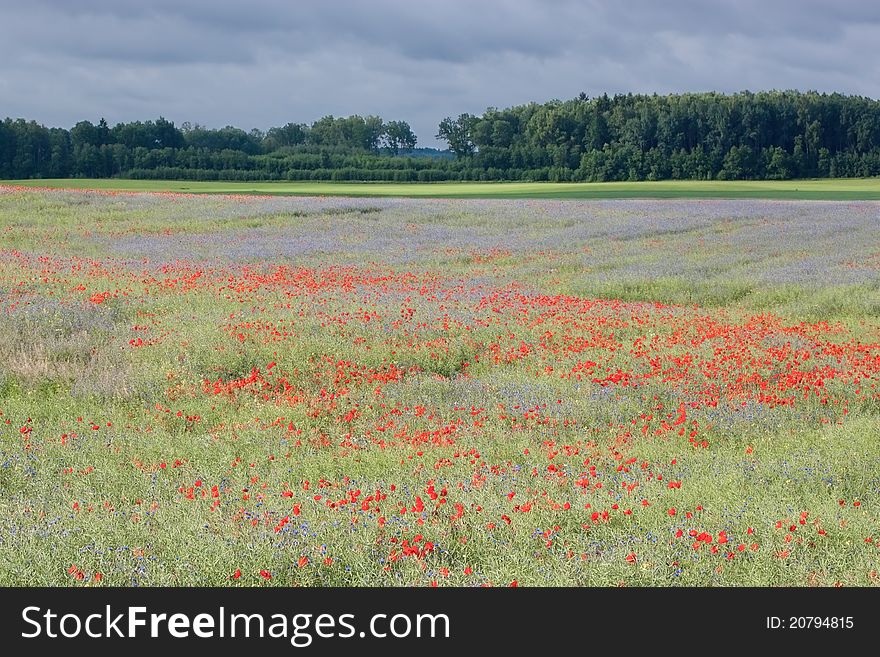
(6, 177, 880, 199)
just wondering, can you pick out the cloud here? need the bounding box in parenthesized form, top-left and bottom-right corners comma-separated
(1, 0, 878, 146)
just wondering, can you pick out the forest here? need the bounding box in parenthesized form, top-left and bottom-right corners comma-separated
(2, 90, 880, 182)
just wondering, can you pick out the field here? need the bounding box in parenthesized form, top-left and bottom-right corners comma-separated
(8, 177, 880, 200)
(0, 185, 879, 587)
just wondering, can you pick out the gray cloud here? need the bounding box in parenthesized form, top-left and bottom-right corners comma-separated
(1, 0, 878, 146)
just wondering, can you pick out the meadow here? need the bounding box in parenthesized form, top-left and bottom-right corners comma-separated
(8, 177, 880, 200)
(0, 185, 878, 586)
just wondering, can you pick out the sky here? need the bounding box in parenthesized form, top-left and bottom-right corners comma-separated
(1, 0, 878, 147)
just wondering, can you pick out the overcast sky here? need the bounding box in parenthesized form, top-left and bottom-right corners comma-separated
(1, 0, 878, 147)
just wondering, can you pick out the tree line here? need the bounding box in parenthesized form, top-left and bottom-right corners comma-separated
(437, 90, 880, 181)
(3, 91, 880, 182)
(0, 114, 437, 181)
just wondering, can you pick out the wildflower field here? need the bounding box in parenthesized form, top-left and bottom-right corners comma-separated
(1, 186, 878, 587)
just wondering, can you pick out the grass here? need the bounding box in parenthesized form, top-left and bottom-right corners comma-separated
(5, 177, 880, 200)
(0, 188, 878, 587)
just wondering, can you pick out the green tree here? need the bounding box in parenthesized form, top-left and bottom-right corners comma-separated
(382, 120, 417, 154)
(263, 123, 309, 150)
(436, 114, 476, 157)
